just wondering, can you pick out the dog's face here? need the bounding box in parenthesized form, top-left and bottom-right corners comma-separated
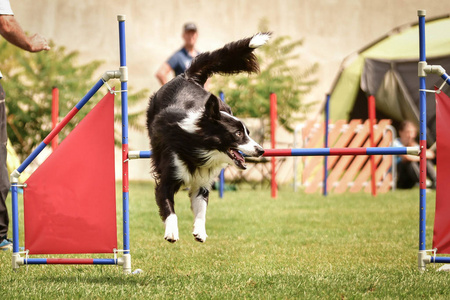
(199, 94, 264, 169)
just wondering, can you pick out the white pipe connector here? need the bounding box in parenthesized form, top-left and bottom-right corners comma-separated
(102, 68, 128, 83)
(119, 66, 128, 82)
(407, 146, 420, 156)
(128, 151, 140, 160)
(102, 70, 122, 82)
(10, 169, 20, 183)
(118, 253, 132, 274)
(424, 65, 446, 76)
(418, 250, 431, 272)
(418, 62, 447, 77)
(12, 253, 24, 270)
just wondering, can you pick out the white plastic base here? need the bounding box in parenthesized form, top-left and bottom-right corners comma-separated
(437, 264, 450, 272)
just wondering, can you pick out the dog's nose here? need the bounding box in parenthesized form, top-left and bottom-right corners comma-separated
(256, 146, 265, 157)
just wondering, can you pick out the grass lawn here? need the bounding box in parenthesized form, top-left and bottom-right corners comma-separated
(1, 181, 449, 299)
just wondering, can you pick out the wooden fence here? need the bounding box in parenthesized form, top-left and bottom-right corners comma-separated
(299, 119, 395, 194)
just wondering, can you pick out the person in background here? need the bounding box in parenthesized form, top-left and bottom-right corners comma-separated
(0, 0, 50, 251)
(393, 120, 436, 189)
(155, 22, 199, 85)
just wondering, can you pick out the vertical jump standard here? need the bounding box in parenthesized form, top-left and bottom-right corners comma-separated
(10, 15, 134, 274)
(417, 9, 450, 271)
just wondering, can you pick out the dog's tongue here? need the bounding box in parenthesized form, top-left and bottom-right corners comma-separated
(232, 149, 246, 169)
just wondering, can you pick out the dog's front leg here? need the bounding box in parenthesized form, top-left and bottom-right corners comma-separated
(190, 187, 209, 243)
(155, 183, 179, 243)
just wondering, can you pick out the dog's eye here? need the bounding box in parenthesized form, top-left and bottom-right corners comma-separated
(235, 131, 243, 137)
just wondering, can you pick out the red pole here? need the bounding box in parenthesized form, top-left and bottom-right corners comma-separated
(51, 87, 59, 151)
(368, 95, 376, 196)
(270, 93, 277, 199)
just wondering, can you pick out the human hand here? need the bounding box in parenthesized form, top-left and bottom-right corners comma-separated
(426, 149, 435, 160)
(29, 33, 50, 52)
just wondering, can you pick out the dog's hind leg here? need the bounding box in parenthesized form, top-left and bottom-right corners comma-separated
(190, 187, 209, 243)
(155, 182, 180, 243)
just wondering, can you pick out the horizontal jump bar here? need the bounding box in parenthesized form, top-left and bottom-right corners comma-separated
(129, 147, 418, 159)
(430, 256, 450, 264)
(128, 150, 152, 159)
(263, 147, 419, 157)
(24, 258, 117, 265)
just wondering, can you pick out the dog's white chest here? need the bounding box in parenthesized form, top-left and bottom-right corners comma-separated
(172, 152, 228, 188)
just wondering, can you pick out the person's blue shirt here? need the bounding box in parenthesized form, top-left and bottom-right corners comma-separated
(167, 47, 196, 76)
(392, 137, 404, 164)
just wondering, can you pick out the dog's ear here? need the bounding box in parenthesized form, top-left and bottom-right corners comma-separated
(204, 94, 221, 120)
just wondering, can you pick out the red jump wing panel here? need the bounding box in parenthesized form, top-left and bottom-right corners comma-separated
(434, 90, 450, 254)
(24, 92, 117, 254)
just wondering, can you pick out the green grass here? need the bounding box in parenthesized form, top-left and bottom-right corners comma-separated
(1, 182, 449, 299)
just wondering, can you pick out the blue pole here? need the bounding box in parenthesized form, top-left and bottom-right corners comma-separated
(219, 91, 225, 198)
(118, 15, 130, 255)
(441, 73, 450, 86)
(323, 94, 330, 196)
(11, 183, 19, 253)
(140, 150, 152, 158)
(418, 10, 427, 253)
(431, 257, 450, 264)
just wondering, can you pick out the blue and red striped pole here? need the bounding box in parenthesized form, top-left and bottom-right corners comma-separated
(323, 94, 330, 196)
(51, 87, 59, 151)
(270, 93, 277, 198)
(368, 95, 377, 196)
(129, 147, 416, 160)
(417, 9, 427, 270)
(118, 15, 131, 274)
(263, 147, 416, 157)
(16, 78, 104, 174)
(24, 258, 117, 265)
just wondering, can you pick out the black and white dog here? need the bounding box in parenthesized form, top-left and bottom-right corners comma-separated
(146, 33, 270, 243)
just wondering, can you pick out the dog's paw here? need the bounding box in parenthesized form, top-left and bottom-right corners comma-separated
(192, 220, 208, 243)
(193, 232, 208, 243)
(164, 214, 179, 243)
(165, 232, 179, 243)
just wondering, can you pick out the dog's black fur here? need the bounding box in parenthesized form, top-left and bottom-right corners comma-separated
(146, 33, 269, 243)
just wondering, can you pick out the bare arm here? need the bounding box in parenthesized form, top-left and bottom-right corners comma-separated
(0, 15, 50, 52)
(400, 149, 435, 162)
(155, 62, 172, 85)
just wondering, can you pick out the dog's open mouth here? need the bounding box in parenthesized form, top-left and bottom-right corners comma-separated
(227, 148, 246, 169)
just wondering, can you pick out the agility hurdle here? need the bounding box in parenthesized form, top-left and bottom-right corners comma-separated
(10, 15, 136, 274)
(127, 10, 450, 272)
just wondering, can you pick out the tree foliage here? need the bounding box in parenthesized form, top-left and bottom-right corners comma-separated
(0, 40, 147, 160)
(210, 20, 318, 135)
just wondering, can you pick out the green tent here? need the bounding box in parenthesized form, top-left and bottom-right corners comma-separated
(329, 14, 450, 145)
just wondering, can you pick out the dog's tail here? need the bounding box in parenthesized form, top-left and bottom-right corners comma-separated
(185, 32, 271, 86)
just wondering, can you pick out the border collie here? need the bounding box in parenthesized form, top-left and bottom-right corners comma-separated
(146, 33, 270, 243)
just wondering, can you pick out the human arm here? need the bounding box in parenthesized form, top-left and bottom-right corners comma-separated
(400, 148, 435, 162)
(0, 15, 50, 52)
(155, 62, 173, 85)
